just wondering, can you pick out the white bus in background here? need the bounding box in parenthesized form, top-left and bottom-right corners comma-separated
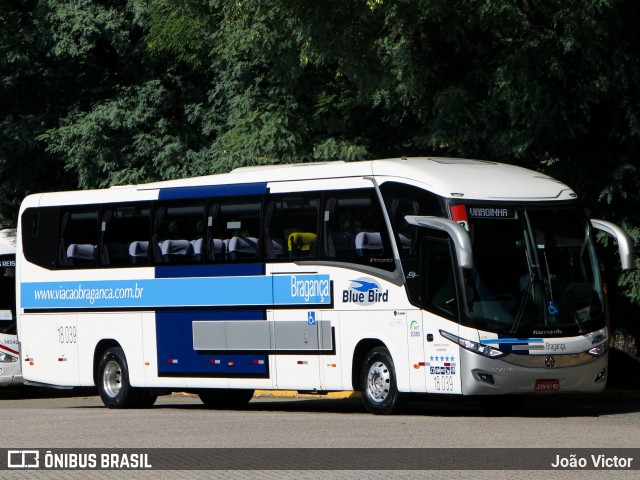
(16, 158, 634, 414)
(0, 228, 21, 386)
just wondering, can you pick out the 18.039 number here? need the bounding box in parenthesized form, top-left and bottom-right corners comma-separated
(58, 325, 77, 344)
(433, 375, 454, 392)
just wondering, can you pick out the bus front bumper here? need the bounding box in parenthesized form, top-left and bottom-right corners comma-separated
(459, 349, 608, 395)
(0, 363, 23, 386)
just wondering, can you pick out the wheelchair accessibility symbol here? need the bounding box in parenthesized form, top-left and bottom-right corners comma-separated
(307, 311, 316, 325)
(547, 301, 559, 317)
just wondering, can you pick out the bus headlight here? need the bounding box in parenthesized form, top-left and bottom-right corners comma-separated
(586, 342, 608, 357)
(440, 330, 507, 359)
(0, 352, 18, 363)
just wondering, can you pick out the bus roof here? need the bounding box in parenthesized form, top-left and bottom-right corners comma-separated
(24, 158, 577, 207)
(142, 157, 576, 201)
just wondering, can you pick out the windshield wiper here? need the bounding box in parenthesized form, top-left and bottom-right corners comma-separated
(541, 250, 556, 308)
(510, 273, 533, 334)
(510, 242, 536, 334)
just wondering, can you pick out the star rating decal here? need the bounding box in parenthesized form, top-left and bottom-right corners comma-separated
(429, 356, 455, 362)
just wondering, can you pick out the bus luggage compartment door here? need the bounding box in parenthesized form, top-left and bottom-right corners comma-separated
(272, 308, 322, 391)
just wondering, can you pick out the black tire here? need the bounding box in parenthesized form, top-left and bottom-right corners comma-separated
(96, 347, 157, 408)
(360, 347, 405, 414)
(198, 389, 255, 409)
(135, 389, 159, 408)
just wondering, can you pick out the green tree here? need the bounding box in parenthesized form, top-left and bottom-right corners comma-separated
(3, 0, 640, 311)
(0, 0, 68, 227)
(1, 0, 154, 224)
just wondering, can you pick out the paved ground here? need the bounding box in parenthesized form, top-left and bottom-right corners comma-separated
(0, 387, 639, 479)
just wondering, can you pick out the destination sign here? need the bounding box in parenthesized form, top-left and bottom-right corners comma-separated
(467, 207, 517, 219)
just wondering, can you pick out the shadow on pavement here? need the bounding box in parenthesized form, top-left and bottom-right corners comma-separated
(150, 391, 640, 418)
(0, 385, 97, 400)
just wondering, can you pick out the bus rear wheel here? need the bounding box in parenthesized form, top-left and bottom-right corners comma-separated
(198, 389, 254, 409)
(97, 347, 157, 408)
(360, 347, 405, 415)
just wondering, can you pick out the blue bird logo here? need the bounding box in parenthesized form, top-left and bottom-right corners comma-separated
(350, 280, 379, 292)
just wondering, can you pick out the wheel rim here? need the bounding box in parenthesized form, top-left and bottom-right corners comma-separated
(103, 360, 122, 398)
(366, 361, 390, 403)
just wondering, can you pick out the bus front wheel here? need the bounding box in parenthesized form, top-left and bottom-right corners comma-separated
(360, 347, 405, 414)
(97, 347, 157, 408)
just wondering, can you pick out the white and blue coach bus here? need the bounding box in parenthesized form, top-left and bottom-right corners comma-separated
(16, 158, 633, 413)
(0, 228, 21, 386)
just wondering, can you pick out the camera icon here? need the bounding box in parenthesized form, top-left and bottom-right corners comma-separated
(7, 450, 40, 469)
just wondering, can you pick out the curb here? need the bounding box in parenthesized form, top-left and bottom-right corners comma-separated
(170, 390, 360, 399)
(254, 390, 360, 399)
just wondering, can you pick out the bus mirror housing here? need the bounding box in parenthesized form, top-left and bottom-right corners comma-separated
(404, 215, 473, 269)
(590, 219, 635, 270)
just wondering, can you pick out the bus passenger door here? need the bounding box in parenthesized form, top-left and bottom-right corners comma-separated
(420, 236, 462, 395)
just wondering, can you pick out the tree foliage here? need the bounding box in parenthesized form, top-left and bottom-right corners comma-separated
(1, 0, 640, 301)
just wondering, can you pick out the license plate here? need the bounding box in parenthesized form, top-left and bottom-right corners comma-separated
(535, 379, 560, 391)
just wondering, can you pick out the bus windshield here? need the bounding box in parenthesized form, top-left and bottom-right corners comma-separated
(458, 205, 604, 337)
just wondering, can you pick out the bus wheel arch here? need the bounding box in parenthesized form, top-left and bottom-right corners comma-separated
(355, 341, 405, 414)
(94, 341, 157, 409)
(351, 339, 387, 391)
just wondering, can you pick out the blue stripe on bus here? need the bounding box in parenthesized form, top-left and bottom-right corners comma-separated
(479, 336, 544, 354)
(156, 310, 268, 376)
(479, 338, 543, 344)
(21, 274, 331, 309)
(158, 183, 267, 200)
(155, 263, 264, 279)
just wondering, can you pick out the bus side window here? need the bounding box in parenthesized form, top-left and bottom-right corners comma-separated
(153, 201, 205, 265)
(422, 236, 458, 321)
(210, 197, 262, 263)
(100, 204, 151, 267)
(379, 182, 444, 260)
(323, 189, 395, 272)
(21, 207, 59, 270)
(58, 208, 99, 268)
(264, 194, 320, 260)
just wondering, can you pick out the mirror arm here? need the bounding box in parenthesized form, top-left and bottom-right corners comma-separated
(404, 215, 473, 268)
(590, 219, 635, 270)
